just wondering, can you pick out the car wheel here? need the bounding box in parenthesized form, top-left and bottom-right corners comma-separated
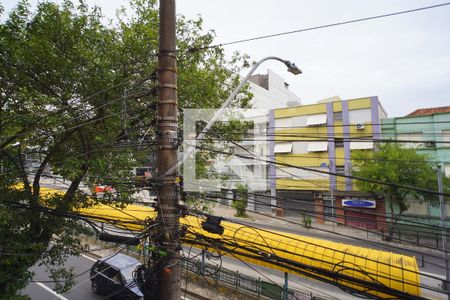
(91, 281, 100, 294)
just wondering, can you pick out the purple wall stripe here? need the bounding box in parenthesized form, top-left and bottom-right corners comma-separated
(370, 96, 381, 140)
(326, 102, 336, 191)
(342, 100, 352, 191)
(268, 109, 276, 189)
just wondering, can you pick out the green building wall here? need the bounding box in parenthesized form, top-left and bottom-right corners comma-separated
(381, 111, 450, 227)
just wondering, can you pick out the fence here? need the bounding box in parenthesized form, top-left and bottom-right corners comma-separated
(181, 257, 327, 300)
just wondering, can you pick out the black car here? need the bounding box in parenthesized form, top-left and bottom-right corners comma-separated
(90, 253, 143, 300)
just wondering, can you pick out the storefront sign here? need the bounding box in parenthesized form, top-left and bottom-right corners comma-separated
(342, 199, 376, 208)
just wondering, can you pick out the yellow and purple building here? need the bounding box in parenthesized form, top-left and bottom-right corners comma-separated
(268, 96, 387, 229)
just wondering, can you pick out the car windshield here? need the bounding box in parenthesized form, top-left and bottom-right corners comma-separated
(121, 263, 140, 283)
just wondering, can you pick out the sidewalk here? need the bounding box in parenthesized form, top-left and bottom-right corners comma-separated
(211, 204, 447, 258)
(212, 204, 377, 242)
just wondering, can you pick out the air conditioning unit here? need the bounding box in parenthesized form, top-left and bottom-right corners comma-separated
(355, 123, 365, 130)
(313, 192, 323, 199)
(425, 141, 436, 148)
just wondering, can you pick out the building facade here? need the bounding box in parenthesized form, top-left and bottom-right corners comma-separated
(213, 69, 301, 211)
(268, 96, 387, 229)
(381, 106, 450, 222)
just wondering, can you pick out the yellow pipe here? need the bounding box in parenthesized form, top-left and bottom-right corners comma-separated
(78, 204, 420, 298)
(22, 186, 419, 298)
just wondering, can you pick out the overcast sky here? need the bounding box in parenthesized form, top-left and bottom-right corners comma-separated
(3, 0, 450, 117)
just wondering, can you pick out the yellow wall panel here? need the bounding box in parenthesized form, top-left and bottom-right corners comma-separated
(277, 153, 329, 166)
(348, 98, 372, 110)
(333, 121, 343, 134)
(335, 148, 346, 165)
(276, 179, 328, 190)
(275, 127, 329, 141)
(275, 103, 327, 118)
(332, 101, 342, 112)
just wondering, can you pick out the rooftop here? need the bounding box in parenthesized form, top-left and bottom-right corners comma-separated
(406, 106, 450, 117)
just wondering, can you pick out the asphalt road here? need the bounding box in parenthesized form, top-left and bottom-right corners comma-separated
(21, 254, 103, 300)
(21, 253, 200, 300)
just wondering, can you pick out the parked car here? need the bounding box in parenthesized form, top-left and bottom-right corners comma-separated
(93, 184, 115, 193)
(90, 253, 143, 300)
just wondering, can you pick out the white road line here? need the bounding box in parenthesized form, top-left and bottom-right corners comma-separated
(35, 282, 69, 300)
(81, 254, 97, 262)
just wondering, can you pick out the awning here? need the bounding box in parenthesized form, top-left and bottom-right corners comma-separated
(307, 142, 328, 152)
(306, 114, 327, 126)
(350, 142, 374, 150)
(274, 143, 293, 153)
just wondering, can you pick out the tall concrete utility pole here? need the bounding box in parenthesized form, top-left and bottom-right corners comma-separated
(152, 0, 180, 299)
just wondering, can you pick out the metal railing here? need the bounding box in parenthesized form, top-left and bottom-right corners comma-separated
(181, 258, 326, 300)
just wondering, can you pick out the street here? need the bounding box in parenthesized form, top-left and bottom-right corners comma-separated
(21, 254, 103, 300)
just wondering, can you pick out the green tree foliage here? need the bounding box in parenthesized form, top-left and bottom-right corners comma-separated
(352, 143, 445, 239)
(233, 183, 248, 217)
(0, 0, 251, 297)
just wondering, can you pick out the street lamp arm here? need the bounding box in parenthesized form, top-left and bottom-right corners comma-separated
(197, 56, 301, 141)
(161, 56, 301, 177)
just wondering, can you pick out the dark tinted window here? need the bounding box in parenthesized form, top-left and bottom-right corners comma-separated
(96, 262, 119, 280)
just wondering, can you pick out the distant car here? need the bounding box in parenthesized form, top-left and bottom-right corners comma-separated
(90, 253, 143, 300)
(93, 184, 115, 193)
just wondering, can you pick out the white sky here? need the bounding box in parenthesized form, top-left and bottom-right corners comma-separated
(3, 0, 450, 117)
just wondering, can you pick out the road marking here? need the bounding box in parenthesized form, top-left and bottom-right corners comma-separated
(421, 271, 445, 279)
(35, 282, 69, 300)
(81, 254, 97, 262)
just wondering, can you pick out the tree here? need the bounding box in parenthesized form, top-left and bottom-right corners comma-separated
(352, 143, 446, 240)
(0, 0, 251, 297)
(233, 183, 248, 217)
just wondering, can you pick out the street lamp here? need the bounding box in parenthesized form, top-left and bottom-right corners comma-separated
(163, 56, 302, 177)
(196, 56, 302, 141)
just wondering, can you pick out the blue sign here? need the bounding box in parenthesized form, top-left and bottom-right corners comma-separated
(342, 199, 376, 208)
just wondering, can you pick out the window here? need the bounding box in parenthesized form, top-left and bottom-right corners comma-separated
(350, 141, 374, 150)
(258, 122, 268, 134)
(333, 112, 342, 121)
(307, 142, 328, 152)
(334, 138, 344, 148)
(348, 109, 372, 124)
(274, 143, 293, 153)
(275, 117, 292, 128)
(276, 167, 326, 179)
(292, 141, 308, 154)
(336, 166, 345, 175)
(443, 130, 450, 147)
(424, 141, 436, 148)
(306, 114, 327, 126)
(397, 132, 423, 148)
(291, 116, 307, 127)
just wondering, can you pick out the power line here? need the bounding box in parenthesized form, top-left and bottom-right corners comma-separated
(204, 134, 450, 145)
(189, 2, 450, 51)
(184, 179, 450, 256)
(192, 143, 450, 197)
(270, 120, 450, 128)
(185, 215, 432, 299)
(202, 193, 450, 254)
(0, 90, 155, 148)
(192, 195, 449, 273)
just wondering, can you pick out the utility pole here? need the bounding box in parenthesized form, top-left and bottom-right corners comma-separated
(437, 165, 450, 299)
(149, 0, 180, 299)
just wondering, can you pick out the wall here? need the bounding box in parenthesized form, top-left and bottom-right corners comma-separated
(271, 97, 383, 193)
(381, 111, 450, 219)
